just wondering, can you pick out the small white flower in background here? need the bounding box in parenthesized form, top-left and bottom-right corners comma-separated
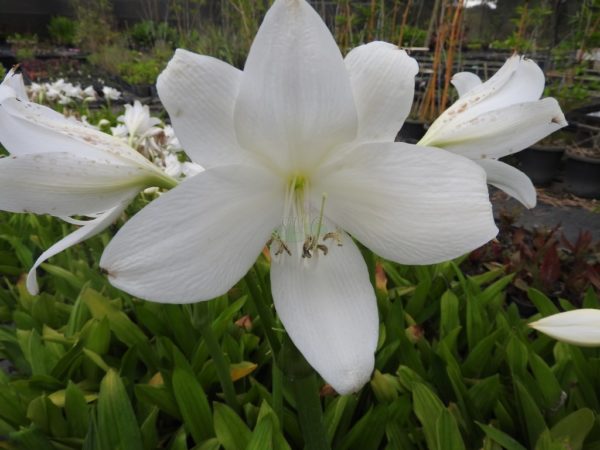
(102, 86, 121, 101)
(112, 100, 163, 148)
(162, 152, 204, 179)
(28, 82, 45, 101)
(419, 55, 567, 209)
(163, 124, 182, 151)
(83, 85, 96, 102)
(57, 94, 72, 105)
(529, 310, 600, 346)
(101, 0, 497, 394)
(63, 83, 83, 99)
(0, 68, 177, 295)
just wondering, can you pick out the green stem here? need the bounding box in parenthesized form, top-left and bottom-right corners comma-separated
(192, 303, 240, 414)
(244, 268, 280, 355)
(290, 374, 331, 450)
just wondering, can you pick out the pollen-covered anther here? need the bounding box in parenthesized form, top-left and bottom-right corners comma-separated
(323, 231, 343, 246)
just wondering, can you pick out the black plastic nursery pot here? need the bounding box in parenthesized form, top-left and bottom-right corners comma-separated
(516, 145, 564, 186)
(564, 153, 600, 199)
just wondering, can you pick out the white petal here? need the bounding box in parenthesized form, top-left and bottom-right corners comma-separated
(345, 41, 418, 143)
(157, 49, 251, 168)
(271, 231, 377, 394)
(423, 56, 546, 142)
(477, 159, 537, 208)
(26, 196, 133, 295)
(1, 68, 27, 100)
(0, 97, 159, 172)
(234, 0, 357, 173)
(458, 56, 545, 118)
(314, 142, 497, 264)
(100, 164, 284, 303)
(0, 153, 150, 216)
(530, 310, 600, 347)
(430, 98, 567, 159)
(451, 72, 482, 98)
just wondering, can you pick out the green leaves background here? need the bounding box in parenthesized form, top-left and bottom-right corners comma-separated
(0, 209, 599, 449)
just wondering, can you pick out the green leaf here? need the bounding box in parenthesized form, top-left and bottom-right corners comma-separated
(172, 366, 214, 444)
(528, 289, 559, 316)
(82, 288, 156, 368)
(97, 369, 143, 450)
(436, 409, 466, 450)
(514, 379, 547, 447)
(213, 402, 252, 450)
(64, 381, 89, 438)
(140, 407, 159, 450)
(440, 290, 460, 338)
(549, 408, 594, 450)
(528, 353, 563, 411)
(247, 413, 274, 450)
(9, 426, 55, 450)
(412, 383, 445, 450)
(135, 384, 181, 420)
(338, 404, 388, 450)
(477, 422, 528, 450)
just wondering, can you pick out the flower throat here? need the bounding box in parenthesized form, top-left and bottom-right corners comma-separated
(268, 175, 342, 258)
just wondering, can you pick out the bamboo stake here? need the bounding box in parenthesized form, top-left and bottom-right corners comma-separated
(440, 0, 464, 112)
(397, 0, 412, 48)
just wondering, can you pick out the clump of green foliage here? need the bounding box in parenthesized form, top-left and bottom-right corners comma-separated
(0, 184, 599, 449)
(7, 33, 38, 61)
(129, 20, 178, 49)
(71, 0, 116, 53)
(47, 16, 78, 47)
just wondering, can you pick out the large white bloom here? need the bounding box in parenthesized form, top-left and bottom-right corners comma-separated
(100, 0, 497, 393)
(530, 310, 600, 346)
(419, 55, 567, 208)
(0, 69, 177, 295)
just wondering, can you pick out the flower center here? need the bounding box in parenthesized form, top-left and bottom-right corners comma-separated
(268, 174, 341, 259)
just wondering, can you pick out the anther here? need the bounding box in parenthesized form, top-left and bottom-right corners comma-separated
(317, 244, 328, 256)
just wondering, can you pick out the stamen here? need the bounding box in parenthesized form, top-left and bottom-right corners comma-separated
(311, 192, 327, 252)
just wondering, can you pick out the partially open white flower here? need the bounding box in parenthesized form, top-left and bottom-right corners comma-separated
(101, 0, 497, 394)
(419, 55, 567, 208)
(112, 100, 162, 148)
(0, 69, 177, 295)
(530, 309, 600, 346)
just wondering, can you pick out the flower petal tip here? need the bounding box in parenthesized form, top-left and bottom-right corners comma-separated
(25, 270, 39, 296)
(328, 357, 375, 395)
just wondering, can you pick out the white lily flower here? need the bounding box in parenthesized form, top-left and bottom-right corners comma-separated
(83, 85, 97, 102)
(57, 94, 72, 105)
(63, 83, 83, 99)
(163, 124, 182, 151)
(529, 310, 600, 346)
(114, 100, 163, 148)
(419, 55, 568, 208)
(102, 86, 121, 101)
(100, 0, 497, 394)
(0, 69, 177, 295)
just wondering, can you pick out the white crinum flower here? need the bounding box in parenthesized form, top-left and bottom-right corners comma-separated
(100, 0, 497, 394)
(0, 69, 176, 295)
(102, 86, 121, 101)
(530, 310, 600, 346)
(112, 100, 162, 148)
(419, 55, 567, 209)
